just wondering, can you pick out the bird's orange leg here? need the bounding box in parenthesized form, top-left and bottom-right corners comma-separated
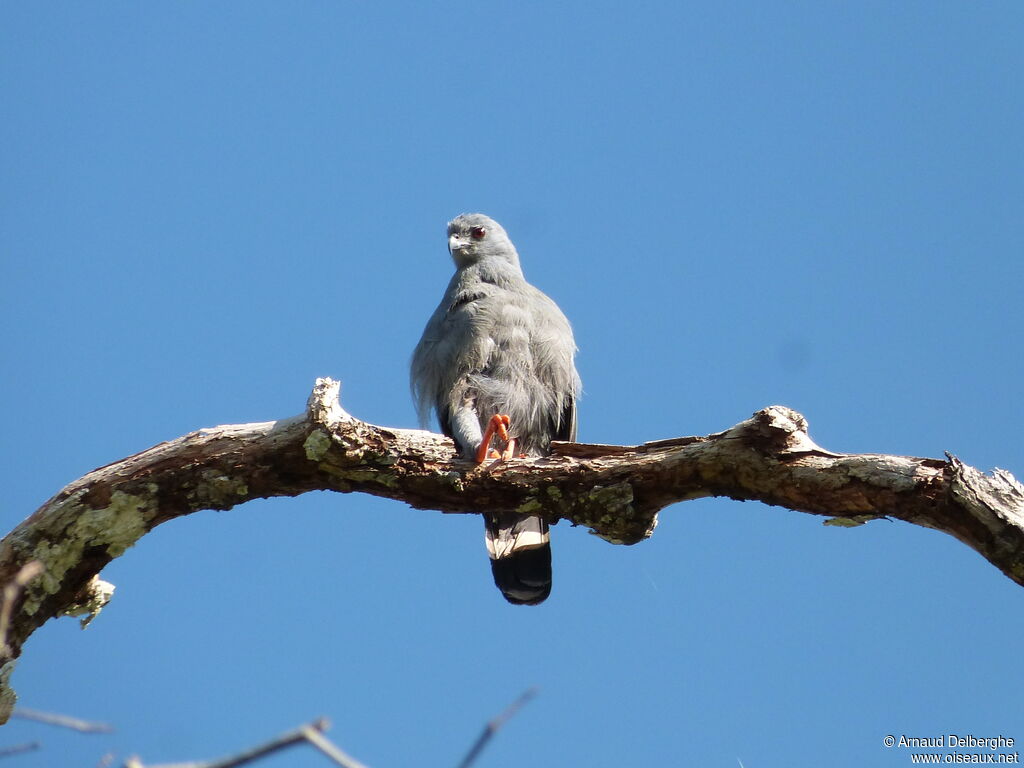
(476, 414, 511, 464)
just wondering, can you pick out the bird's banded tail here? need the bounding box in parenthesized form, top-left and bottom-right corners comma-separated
(484, 515, 552, 605)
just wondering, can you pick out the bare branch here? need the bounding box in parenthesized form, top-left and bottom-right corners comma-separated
(300, 723, 370, 768)
(456, 687, 538, 768)
(0, 742, 39, 758)
(9, 706, 113, 733)
(125, 717, 366, 768)
(2, 377, 1022, 722)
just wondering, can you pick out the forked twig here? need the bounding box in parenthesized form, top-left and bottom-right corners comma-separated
(300, 723, 369, 768)
(125, 717, 368, 768)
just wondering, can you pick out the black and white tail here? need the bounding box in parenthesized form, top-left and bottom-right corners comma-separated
(484, 514, 552, 605)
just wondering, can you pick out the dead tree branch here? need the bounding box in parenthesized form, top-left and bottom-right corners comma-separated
(8, 706, 113, 734)
(457, 687, 538, 768)
(1, 377, 1022, 723)
(0, 742, 39, 758)
(124, 716, 366, 768)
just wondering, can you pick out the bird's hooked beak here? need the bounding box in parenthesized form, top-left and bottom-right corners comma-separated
(448, 233, 469, 255)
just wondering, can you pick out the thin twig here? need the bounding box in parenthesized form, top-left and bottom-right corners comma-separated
(127, 717, 368, 768)
(456, 687, 539, 768)
(10, 706, 113, 733)
(0, 561, 43, 655)
(0, 742, 40, 758)
(301, 723, 370, 768)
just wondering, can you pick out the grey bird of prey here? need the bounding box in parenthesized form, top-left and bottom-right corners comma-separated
(411, 213, 581, 605)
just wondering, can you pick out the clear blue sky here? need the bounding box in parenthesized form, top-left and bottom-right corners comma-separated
(3, 3, 1023, 766)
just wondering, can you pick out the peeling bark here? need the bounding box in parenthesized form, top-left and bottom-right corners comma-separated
(1, 377, 1022, 723)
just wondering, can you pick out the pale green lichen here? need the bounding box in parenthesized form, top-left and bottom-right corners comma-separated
(579, 483, 642, 544)
(823, 515, 879, 528)
(516, 498, 544, 515)
(75, 490, 150, 557)
(342, 469, 398, 488)
(0, 661, 17, 723)
(62, 576, 115, 629)
(303, 430, 332, 461)
(24, 489, 151, 616)
(445, 472, 465, 493)
(590, 530, 629, 545)
(195, 470, 248, 506)
(340, 439, 367, 460)
(546, 486, 562, 500)
(586, 483, 635, 513)
(27, 540, 69, 612)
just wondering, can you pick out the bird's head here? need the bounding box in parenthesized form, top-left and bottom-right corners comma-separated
(446, 213, 520, 269)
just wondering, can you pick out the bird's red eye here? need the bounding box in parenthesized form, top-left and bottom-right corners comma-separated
(470, 226, 487, 240)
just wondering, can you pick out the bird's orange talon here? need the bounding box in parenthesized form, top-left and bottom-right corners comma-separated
(501, 438, 517, 461)
(476, 413, 514, 464)
(494, 414, 510, 442)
